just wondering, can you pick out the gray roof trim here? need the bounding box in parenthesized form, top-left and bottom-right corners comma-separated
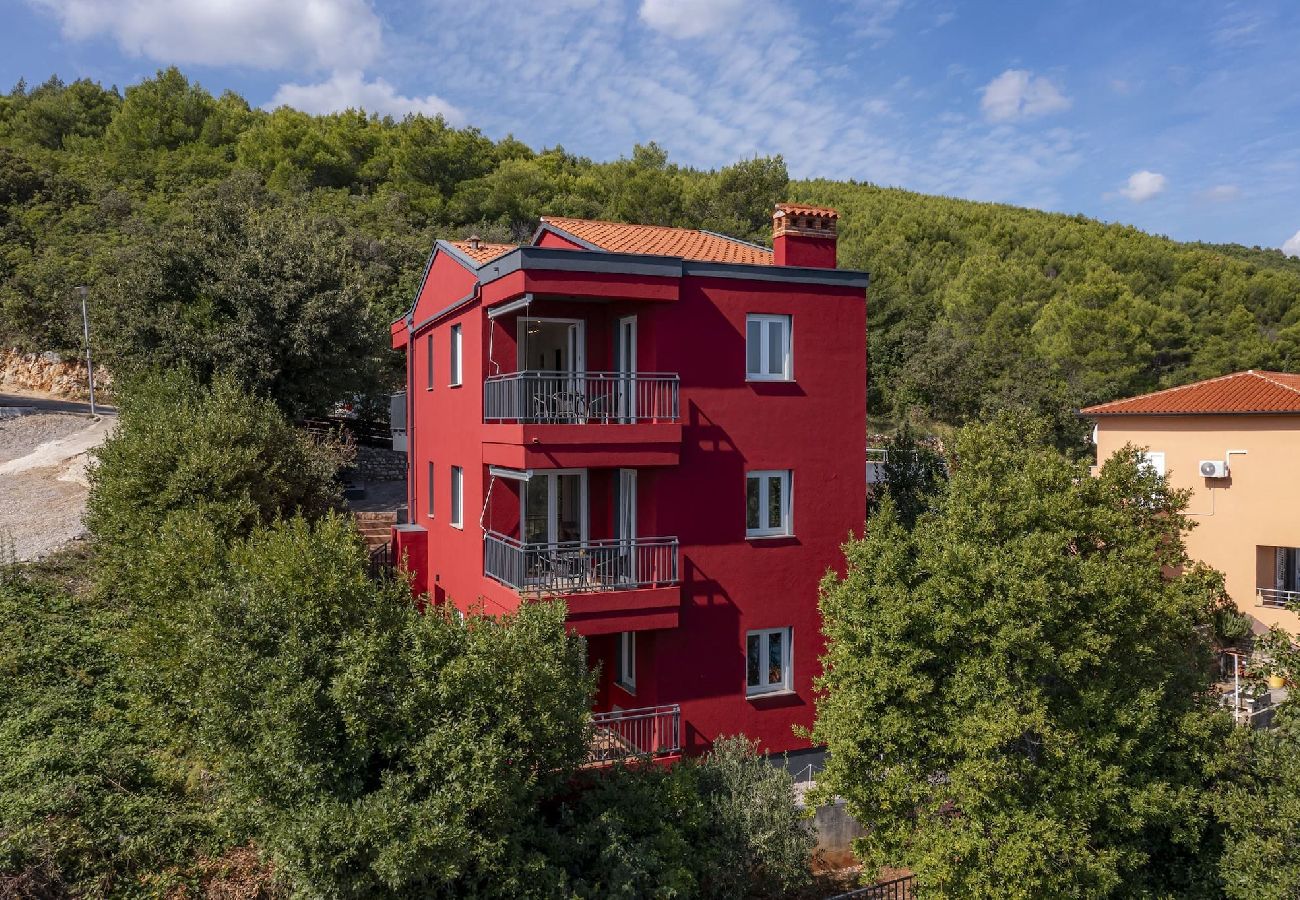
(476, 246, 868, 290)
(436, 239, 487, 271)
(532, 221, 604, 252)
(683, 260, 869, 288)
(477, 246, 684, 284)
(411, 286, 479, 335)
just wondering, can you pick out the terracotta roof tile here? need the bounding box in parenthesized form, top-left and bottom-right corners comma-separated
(775, 202, 839, 219)
(447, 240, 516, 265)
(1081, 370, 1300, 416)
(539, 217, 772, 265)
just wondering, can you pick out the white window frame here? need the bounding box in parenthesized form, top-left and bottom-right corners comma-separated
(449, 324, 463, 386)
(426, 460, 434, 518)
(616, 631, 635, 693)
(425, 333, 434, 391)
(1139, 450, 1165, 477)
(450, 465, 463, 528)
(745, 313, 792, 381)
(746, 627, 792, 696)
(746, 470, 792, 538)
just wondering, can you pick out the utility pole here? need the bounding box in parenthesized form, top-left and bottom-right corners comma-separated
(76, 285, 96, 415)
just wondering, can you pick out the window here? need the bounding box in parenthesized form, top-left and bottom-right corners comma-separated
(426, 461, 434, 518)
(449, 324, 463, 386)
(450, 465, 463, 528)
(1139, 450, 1165, 477)
(745, 314, 792, 380)
(746, 627, 792, 696)
(426, 334, 434, 390)
(616, 631, 635, 692)
(746, 470, 792, 537)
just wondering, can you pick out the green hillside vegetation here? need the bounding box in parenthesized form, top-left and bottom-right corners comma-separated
(3, 69, 1299, 430)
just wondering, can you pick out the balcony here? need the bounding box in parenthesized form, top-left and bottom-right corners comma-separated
(485, 532, 678, 594)
(482, 372, 682, 469)
(1258, 587, 1300, 609)
(483, 531, 682, 635)
(484, 371, 679, 425)
(588, 704, 682, 763)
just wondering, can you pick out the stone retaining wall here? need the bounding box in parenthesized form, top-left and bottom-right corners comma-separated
(354, 444, 407, 482)
(0, 349, 111, 400)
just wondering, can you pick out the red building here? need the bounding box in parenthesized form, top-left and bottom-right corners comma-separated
(389, 204, 867, 759)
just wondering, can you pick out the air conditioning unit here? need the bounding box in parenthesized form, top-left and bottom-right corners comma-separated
(1199, 459, 1229, 478)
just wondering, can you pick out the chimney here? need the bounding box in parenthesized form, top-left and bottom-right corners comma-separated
(772, 203, 838, 268)
(467, 234, 482, 250)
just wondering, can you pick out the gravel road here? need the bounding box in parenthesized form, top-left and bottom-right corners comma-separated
(0, 410, 115, 561)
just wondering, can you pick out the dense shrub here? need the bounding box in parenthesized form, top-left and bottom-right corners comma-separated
(815, 415, 1234, 897)
(186, 514, 594, 897)
(0, 556, 223, 899)
(541, 736, 814, 899)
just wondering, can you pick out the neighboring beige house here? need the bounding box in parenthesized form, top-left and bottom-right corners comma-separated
(1083, 370, 1300, 634)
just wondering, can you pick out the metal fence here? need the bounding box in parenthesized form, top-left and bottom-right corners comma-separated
(366, 542, 393, 581)
(484, 532, 679, 594)
(1258, 587, 1300, 609)
(589, 704, 681, 763)
(483, 371, 679, 424)
(826, 874, 915, 900)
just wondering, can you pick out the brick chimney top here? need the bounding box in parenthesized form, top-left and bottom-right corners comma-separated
(772, 203, 838, 268)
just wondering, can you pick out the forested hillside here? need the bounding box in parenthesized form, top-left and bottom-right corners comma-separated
(3, 68, 1298, 426)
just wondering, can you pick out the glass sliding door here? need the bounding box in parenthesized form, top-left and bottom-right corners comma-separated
(518, 318, 585, 423)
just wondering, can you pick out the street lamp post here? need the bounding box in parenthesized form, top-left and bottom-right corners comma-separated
(75, 285, 96, 415)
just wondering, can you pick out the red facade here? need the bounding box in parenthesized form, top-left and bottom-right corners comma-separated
(390, 209, 867, 756)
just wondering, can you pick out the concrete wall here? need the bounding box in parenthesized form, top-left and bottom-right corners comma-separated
(1093, 414, 1300, 632)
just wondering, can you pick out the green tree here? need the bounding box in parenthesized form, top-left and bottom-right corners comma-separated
(1218, 716, 1300, 899)
(96, 174, 383, 415)
(187, 514, 594, 897)
(814, 415, 1232, 898)
(868, 423, 947, 528)
(0, 557, 223, 898)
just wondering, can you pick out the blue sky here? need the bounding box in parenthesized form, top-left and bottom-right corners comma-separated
(5, 0, 1300, 252)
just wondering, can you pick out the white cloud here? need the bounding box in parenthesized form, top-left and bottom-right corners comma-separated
(1201, 184, 1241, 202)
(27, 0, 381, 70)
(638, 0, 747, 38)
(979, 69, 1071, 122)
(269, 71, 463, 121)
(1283, 230, 1300, 257)
(1117, 170, 1167, 202)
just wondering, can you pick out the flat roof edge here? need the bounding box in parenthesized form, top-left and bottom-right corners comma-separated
(476, 246, 869, 289)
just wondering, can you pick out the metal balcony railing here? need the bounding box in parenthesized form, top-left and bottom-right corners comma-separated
(483, 371, 679, 424)
(484, 532, 679, 595)
(589, 704, 681, 763)
(1258, 587, 1300, 609)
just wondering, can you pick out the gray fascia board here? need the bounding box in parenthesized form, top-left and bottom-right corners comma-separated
(477, 247, 684, 284)
(411, 287, 479, 335)
(476, 246, 868, 290)
(533, 221, 604, 252)
(436, 239, 485, 272)
(684, 260, 869, 289)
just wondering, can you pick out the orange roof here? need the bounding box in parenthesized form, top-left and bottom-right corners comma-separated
(447, 239, 516, 265)
(539, 216, 772, 265)
(1082, 371, 1300, 416)
(775, 202, 839, 219)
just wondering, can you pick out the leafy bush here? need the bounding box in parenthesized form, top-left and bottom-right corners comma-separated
(816, 415, 1233, 897)
(1218, 716, 1300, 899)
(186, 514, 594, 897)
(539, 736, 814, 899)
(0, 560, 223, 899)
